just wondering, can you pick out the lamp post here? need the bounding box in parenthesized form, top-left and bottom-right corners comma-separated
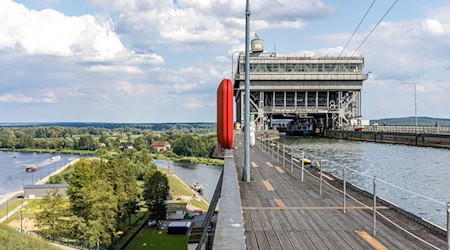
(243, 0, 251, 182)
(401, 82, 417, 133)
(116, 231, 123, 250)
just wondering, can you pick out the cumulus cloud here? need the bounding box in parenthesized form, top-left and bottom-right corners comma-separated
(92, 0, 333, 47)
(0, 0, 164, 72)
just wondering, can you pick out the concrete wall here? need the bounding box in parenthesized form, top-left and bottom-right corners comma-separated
(324, 130, 450, 149)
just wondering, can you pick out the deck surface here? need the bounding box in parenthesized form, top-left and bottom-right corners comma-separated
(233, 135, 446, 250)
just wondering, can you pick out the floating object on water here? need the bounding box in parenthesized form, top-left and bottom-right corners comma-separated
(191, 181, 204, 195)
(26, 165, 37, 173)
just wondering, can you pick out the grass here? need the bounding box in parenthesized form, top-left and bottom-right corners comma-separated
(155, 154, 224, 166)
(0, 223, 62, 250)
(124, 228, 188, 250)
(0, 200, 24, 219)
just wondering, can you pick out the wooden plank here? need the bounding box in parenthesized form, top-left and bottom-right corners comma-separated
(275, 198, 286, 208)
(275, 166, 285, 173)
(262, 180, 275, 192)
(355, 230, 388, 250)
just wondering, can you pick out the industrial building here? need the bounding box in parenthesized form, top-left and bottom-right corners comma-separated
(234, 35, 368, 134)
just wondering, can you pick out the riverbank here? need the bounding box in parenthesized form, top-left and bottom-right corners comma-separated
(155, 154, 224, 166)
(0, 148, 95, 155)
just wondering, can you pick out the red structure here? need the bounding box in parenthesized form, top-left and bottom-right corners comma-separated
(217, 79, 233, 149)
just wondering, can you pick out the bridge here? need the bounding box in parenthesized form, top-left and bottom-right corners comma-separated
(195, 133, 449, 249)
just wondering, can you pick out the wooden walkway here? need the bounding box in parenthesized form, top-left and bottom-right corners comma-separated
(233, 136, 446, 249)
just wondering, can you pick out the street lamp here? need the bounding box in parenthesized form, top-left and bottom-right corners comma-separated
(116, 231, 123, 250)
(231, 51, 243, 81)
(401, 82, 417, 133)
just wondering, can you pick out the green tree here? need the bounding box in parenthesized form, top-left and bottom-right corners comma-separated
(172, 134, 200, 157)
(143, 171, 169, 222)
(36, 189, 67, 237)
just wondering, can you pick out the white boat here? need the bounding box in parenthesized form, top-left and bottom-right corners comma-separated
(191, 181, 204, 194)
(52, 156, 61, 161)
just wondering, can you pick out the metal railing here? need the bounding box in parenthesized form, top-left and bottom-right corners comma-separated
(258, 137, 449, 250)
(342, 125, 450, 134)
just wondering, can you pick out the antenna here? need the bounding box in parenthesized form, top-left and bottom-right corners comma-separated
(274, 42, 276, 53)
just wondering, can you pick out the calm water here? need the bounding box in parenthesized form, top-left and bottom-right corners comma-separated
(0, 151, 76, 195)
(155, 159, 222, 202)
(280, 136, 450, 228)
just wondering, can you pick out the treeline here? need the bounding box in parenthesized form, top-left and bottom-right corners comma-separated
(0, 126, 218, 159)
(0, 122, 216, 132)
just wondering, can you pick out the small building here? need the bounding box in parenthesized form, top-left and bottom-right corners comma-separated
(151, 141, 171, 152)
(166, 200, 188, 220)
(24, 184, 68, 199)
(167, 221, 192, 235)
(119, 142, 134, 150)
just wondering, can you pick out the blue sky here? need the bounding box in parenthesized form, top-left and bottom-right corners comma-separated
(1, 0, 449, 122)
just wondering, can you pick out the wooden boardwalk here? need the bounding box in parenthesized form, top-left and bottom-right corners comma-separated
(233, 136, 446, 249)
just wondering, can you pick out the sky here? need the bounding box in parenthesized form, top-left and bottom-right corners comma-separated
(0, 0, 449, 122)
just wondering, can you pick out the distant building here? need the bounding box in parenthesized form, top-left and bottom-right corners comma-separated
(151, 141, 171, 152)
(119, 142, 134, 150)
(166, 200, 187, 220)
(24, 184, 68, 199)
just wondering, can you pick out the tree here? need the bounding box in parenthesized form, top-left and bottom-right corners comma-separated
(143, 171, 169, 222)
(36, 189, 68, 237)
(172, 134, 200, 157)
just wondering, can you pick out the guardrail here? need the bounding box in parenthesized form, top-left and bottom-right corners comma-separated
(259, 137, 449, 250)
(342, 125, 450, 134)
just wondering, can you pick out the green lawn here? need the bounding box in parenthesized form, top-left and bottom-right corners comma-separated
(0, 223, 62, 250)
(0, 200, 24, 219)
(124, 228, 188, 250)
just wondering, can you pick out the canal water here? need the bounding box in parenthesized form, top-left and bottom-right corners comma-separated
(0, 151, 75, 195)
(155, 159, 222, 202)
(280, 136, 450, 228)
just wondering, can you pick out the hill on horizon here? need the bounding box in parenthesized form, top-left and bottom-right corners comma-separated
(370, 117, 450, 126)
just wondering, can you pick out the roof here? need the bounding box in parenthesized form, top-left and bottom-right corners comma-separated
(151, 141, 170, 147)
(24, 184, 69, 189)
(168, 221, 191, 228)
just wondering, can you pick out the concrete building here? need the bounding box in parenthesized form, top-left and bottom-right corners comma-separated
(24, 184, 68, 199)
(166, 200, 188, 220)
(234, 35, 368, 133)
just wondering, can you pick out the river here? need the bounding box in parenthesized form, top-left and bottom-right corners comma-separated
(155, 159, 222, 202)
(0, 151, 76, 195)
(280, 136, 450, 228)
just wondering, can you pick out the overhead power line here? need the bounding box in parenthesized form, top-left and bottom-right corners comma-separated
(337, 0, 377, 58)
(350, 0, 399, 57)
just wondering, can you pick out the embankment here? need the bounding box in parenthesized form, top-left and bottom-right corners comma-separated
(324, 130, 450, 149)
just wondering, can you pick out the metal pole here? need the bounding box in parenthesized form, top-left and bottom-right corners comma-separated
(277, 142, 279, 162)
(6, 199, 8, 220)
(242, 0, 251, 182)
(373, 176, 377, 236)
(301, 151, 304, 182)
(20, 210, 23, 232)
(283, 144, 285, 168)
(319, 161, 323, 196)
(290, 147, 294, 173)
(414, 83, 417, 134)
(343, 167, 347, 214)
(447, 202, 449, 250)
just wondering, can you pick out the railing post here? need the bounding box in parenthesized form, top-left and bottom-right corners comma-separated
(301, 151, 304, 182)
(373, 176, 377, 237)
(343, 166, 346, 214)
(290, 147, 294, 173)
(447, 202, 449, 250)
(283, 145, 286, 168)
(319, 160, 323, 196)
(277, 142, 279, 163)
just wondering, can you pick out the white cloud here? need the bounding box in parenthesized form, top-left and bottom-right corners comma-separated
(94, 0, 333, 47)
(183, 100, 215, 109)
(0, 91, 57, 104)
(86, 65, 143, 74)
(0, 0, 164, 66)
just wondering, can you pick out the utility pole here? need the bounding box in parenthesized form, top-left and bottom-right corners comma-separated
(243, 0, 251, 182)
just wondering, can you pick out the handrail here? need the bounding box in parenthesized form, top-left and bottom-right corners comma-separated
(258, 137, 448, 249)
